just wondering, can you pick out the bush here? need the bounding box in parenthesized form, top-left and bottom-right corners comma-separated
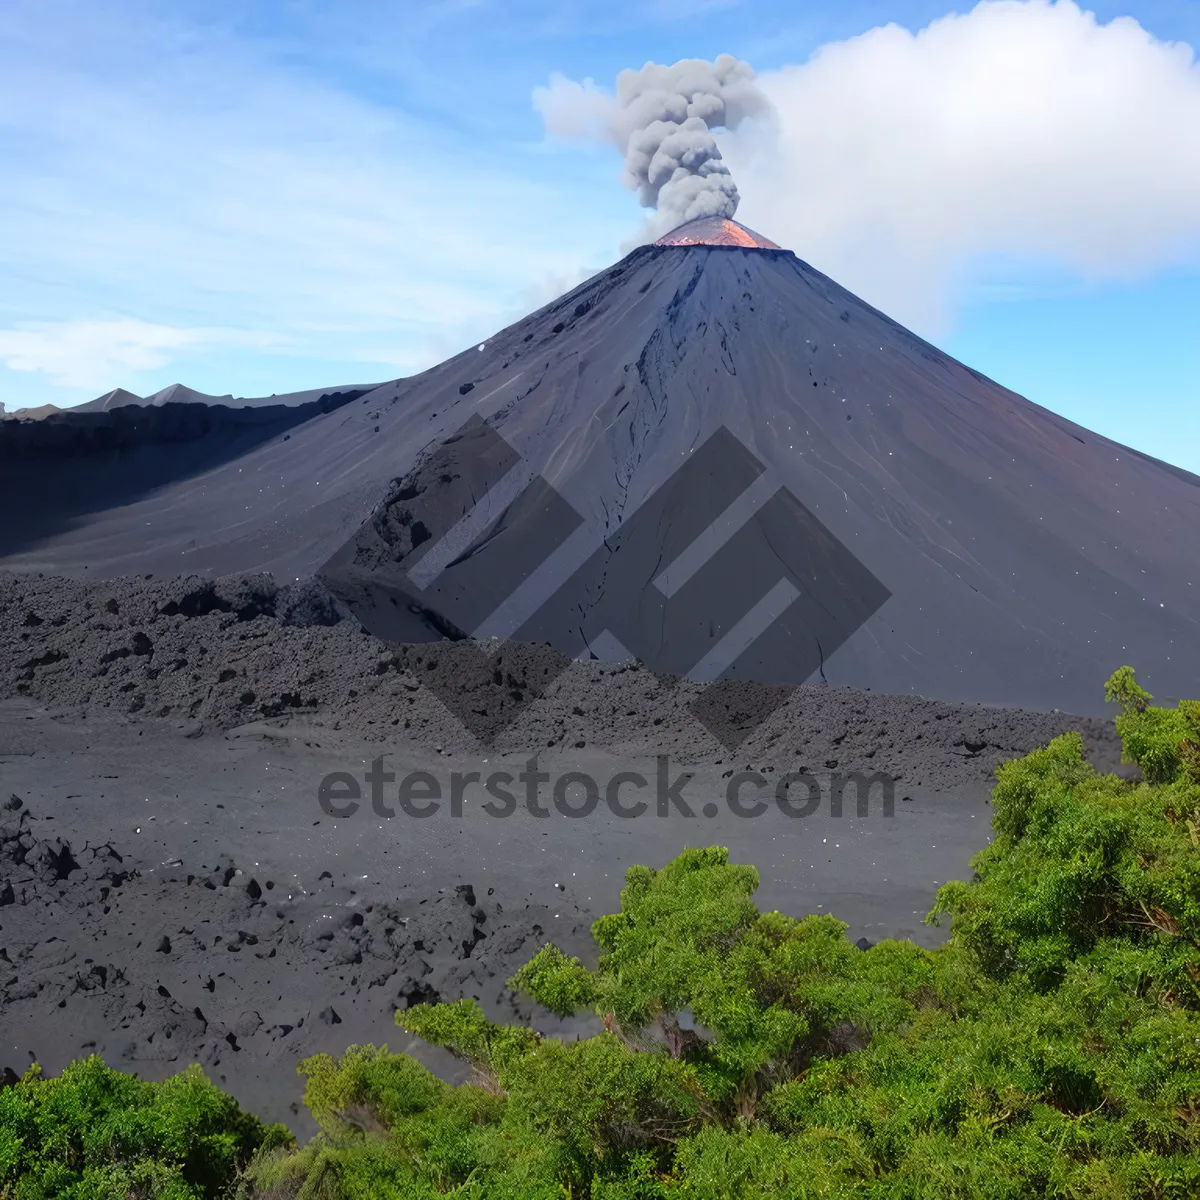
(0, 1056, 288, 1198)
(241, 669, 1199, 1198)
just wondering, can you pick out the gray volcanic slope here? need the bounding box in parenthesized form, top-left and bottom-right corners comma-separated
(2, 240, 1198, 715)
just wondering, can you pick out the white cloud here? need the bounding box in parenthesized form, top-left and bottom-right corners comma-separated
(0, 320, 279, 390)
(537, 2, 1200, 335)
(408, 262, 607, 370)
(724, 0, 1200, 332)
(533, 73, 616, 140)
(520, 266, 605, 313)
(0, 3, 631, 399)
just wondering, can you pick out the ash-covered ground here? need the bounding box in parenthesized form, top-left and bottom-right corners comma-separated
(1, 570, 1128, 1130)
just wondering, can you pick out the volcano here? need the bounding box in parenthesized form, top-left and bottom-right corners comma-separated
(654, 215, 780, 248)
(2, 220, 1197, 715)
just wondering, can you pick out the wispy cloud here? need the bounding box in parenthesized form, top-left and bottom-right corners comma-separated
(0, 320, 283, 389)
(0, 0, 630, 399)
(732, 0, 1200, 333)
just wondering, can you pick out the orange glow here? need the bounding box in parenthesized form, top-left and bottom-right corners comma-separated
(654, 216, 780, 249)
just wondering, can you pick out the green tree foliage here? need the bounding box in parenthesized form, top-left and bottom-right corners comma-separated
(1106, 665, 1200, 786)
(0, 1056, 287, 1199)
(241, 669, 1199, 1198)
(9, 669, 1200, 1198)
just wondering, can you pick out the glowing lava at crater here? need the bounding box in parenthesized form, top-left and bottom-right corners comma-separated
(654, 216, 781, 249)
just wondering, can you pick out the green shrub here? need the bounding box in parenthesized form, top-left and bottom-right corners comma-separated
(0, 1056, 287, 1198)
(243, 668, 1197, 1198)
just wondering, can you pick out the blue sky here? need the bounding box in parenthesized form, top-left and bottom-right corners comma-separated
(1, 0, 1198, 473)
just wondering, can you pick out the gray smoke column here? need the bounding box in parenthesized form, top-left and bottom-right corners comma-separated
(535, 55, 768, 236)
(613, 56, 766, 231)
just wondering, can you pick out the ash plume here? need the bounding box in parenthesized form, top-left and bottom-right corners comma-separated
(535, 54, 769, 237)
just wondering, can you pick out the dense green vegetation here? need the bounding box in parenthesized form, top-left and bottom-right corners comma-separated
(0, 1058, 288, 1198)
(3, 668, 1198, 1197)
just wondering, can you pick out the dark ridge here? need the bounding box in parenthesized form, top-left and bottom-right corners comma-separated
(0, 391, 371, 559)
(0, 390, 371, 460)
